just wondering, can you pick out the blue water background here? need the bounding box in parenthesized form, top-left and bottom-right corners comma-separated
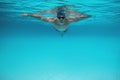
(0, 0, 120, 80)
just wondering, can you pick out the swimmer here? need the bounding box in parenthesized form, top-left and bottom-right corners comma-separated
(22, 5, 91, 32)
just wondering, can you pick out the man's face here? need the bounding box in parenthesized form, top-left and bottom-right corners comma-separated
(58, 16, 65, 23)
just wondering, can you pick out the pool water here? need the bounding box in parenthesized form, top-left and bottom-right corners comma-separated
(0, 0, 120, 80)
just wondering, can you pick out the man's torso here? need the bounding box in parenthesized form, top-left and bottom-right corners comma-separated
(52, 19, 70, 32)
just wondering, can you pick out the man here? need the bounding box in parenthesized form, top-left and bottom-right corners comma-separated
(22, 5, 91, 32)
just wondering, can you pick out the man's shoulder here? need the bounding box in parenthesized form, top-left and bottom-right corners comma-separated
(47, 17, 56, 22)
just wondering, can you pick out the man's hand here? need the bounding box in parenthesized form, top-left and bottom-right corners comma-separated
(32, 14, 39, 17)
(22, 13, 29, 16)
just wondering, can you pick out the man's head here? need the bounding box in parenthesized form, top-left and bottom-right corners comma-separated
(57, 12, 66, 23)
(57, 7, 66, 23)
(57, 11, 65, 19)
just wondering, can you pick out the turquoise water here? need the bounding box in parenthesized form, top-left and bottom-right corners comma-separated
(0, 0, 120, 80)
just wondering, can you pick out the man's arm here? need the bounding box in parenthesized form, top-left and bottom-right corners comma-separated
(22, 13, 55, 22)
(66, 10, 91, 22)
(68, 14, 91, 22)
